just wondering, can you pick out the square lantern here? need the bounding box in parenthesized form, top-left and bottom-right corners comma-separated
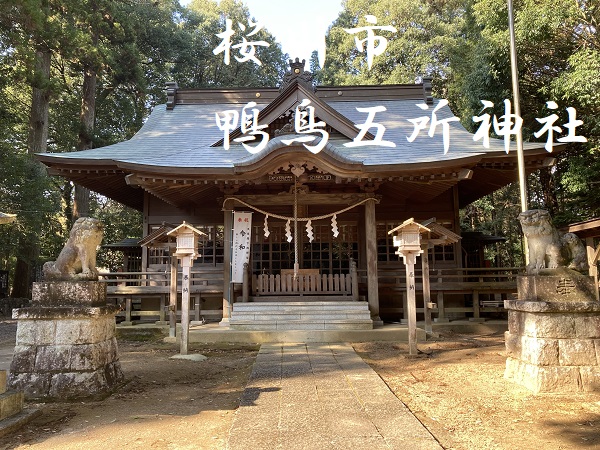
(166, 221, 207, 257)
(388, 218, 430, 255)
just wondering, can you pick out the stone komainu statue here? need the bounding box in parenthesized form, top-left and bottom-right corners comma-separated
(518, 209, 588, 275)
(43, 217, 104, 281)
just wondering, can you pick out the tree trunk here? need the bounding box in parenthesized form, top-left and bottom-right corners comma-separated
(73, 61, 97, 221)
(12, 48, 51, 298)
(538, 168, 559, 218)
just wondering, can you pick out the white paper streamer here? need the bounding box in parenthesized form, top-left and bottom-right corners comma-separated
(285, 219, 292, 243)
(263, 214, 270, 238)
(306, 219, 314, 242)
(331, 214, 339, 238)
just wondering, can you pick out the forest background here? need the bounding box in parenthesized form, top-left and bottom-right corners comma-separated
(0, 0, 598, 297)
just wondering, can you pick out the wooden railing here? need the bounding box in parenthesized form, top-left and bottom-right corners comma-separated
(374, 267, 523, 322)
(246, 263, 359, 301)
(99, 268, 226, 324)
(99, 265, 525, 324)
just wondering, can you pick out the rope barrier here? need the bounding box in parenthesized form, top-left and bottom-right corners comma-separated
(223, 196, 379, 222)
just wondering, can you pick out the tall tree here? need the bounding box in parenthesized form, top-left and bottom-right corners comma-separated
(2, 0, 57, 297)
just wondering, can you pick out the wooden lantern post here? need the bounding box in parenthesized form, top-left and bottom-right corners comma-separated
(167, 222, 206, 355)
(389, 219, 430, 355)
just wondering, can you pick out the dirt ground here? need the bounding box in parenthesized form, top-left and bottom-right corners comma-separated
(0, 331, 598, 450)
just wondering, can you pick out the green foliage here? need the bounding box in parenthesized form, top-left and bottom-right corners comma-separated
(0, 0, 288, 294)
(91, 194, 142, 271)
(174, 0, 287, 88)
(318, 0, 598, 265)
(314, 0, 468, 95)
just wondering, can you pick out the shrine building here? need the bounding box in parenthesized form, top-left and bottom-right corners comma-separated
(37, 60, 556, 330)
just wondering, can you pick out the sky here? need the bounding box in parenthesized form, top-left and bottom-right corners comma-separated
(181, 0, 345, 67)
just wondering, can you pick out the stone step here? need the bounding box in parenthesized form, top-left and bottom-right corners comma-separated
(248, 296, 355, 302)
(233, 301, 369, 312)
(229, 319, 374, 331)
(230, 301, 373, 331)
(232, 311, 371, 320)
(0, 391, 24, 421)
(0, 370, 25, 423)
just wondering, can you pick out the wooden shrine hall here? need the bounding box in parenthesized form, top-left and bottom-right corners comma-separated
(37, 60, 556, 330)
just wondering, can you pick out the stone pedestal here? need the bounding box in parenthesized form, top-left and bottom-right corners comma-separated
(9, 281, 124, 401)
(504, 273, 600, 393)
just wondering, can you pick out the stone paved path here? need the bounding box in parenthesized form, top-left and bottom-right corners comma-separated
(227, 343, 442, 450)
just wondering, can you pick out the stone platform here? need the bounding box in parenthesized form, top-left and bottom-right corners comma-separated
(9, 281, 124, 401)
(504, 297, 600, 393)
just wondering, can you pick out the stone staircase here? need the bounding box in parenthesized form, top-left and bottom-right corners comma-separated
(229, 301, 373, 331)
(0, 370, 40, 437)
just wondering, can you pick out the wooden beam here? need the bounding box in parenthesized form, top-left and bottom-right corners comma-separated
(364, 197, 382, 325)
(221, 209, 233, 324)
(226, 193, 376, 206)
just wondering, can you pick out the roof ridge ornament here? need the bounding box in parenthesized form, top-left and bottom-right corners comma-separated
(422, 77, 433, 105)
(166, 81, 178, 110)
(279, 58, 315, 93)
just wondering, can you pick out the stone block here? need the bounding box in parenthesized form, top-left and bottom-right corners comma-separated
(575, 315, 600, 339)
(16, 320, 56, 346)
(0, 371, 6, 395)
(579, 367, 600, 391)
(104, 362, 124, 387)
(49, 371, 107, 400)
(32, 281, 106, 307)
(69, 343, 107, 371)
(54, 319, 86, 345)
(521, 336, 559, 366)
(536, 365, 582, 392)
(34, 345, 72, 372)
(0, 391, 24, 421)
(504, 331, 521, 357)
(595, 340, 600, 365)
(8, 372, 52, 398)
(518, 274, 597, 303)
(558, 339, 597, 366)
(506, 358, 582, 393)
(106, 337, 119, 362)
(508, 311, 524, 334)
(54, 317, 112, 345)
(522, 312, 576, 339)
(10, 346, 38, 374)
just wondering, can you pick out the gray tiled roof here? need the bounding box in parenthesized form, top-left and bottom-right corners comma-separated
(40, 97, 546, 169)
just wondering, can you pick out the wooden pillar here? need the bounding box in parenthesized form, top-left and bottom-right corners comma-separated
(435, 270, 449, 323)
(586, 237, 597, 278)
(169, 254, 177, 338)
(123, 297, 133, 326)
(141, 192, 149, 272)
(472, 290, 482, 321)
(242, 262, 249, 302)
(158, 295, 166, 323)
(365, 199, 382, 325)
(421, 243, 432, 334)
(351, 259, 359, 301)
(180, 255, 191, 355)
(221, 209, 233, 325)
(404, 252, 418, 355)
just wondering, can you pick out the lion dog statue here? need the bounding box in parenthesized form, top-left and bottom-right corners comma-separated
(518, 209, 588, 275)
(43, 217, 104, 281)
